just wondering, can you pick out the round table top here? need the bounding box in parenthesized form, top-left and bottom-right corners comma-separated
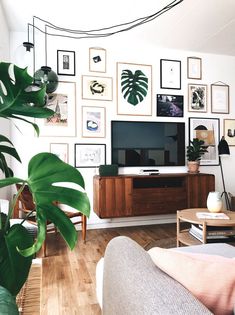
(177, 208, 235, 227)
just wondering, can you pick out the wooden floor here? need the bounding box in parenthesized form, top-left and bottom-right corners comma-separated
(41, 223, 177, 315)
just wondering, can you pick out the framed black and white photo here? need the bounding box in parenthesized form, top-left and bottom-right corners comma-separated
(57, 50, 75, 76)
(224, 119, 235, 146)
(187, 57, 202, 80)
(189, 117, 220, 165)
(160, 59, 181, 90)
(74, 143, 106, 168)
(157, 94, 183, 117)
(211, 83, 229, 114)
(188, 84, 207, 112)
(89, 47, 106, 73)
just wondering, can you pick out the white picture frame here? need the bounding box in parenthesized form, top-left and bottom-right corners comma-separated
(74, 143, 106, 168)
(50, 143, 69, 163)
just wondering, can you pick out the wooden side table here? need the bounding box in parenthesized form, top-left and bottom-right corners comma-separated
(177, 208, 235, 247)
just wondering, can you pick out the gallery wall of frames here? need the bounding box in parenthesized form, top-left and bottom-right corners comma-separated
(10, 31, 235, 227)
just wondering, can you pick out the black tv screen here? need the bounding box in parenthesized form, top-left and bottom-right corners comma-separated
(111, 120, 185, 167)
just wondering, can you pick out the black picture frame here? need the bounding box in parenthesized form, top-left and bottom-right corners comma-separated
(74, 143, 106, 168)
(160, 59, 181, 90)
(156, 94, 184, 117)
(57, 50, 75, 76)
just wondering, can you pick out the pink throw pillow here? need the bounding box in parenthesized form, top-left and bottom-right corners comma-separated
(148, 247, 235, 315)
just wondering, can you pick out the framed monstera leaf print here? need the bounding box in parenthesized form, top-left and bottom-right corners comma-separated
(117, 62, 152, 116)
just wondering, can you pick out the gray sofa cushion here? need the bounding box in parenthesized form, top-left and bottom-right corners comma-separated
(103, 236, 212, 315)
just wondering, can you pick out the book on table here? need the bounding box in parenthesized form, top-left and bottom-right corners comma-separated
(189, 224, 235, 242)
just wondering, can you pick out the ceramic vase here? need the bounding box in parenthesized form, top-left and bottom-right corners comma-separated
(207, 191, 223, 213)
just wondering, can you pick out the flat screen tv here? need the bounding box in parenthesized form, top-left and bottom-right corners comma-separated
(111, 120, 185, 167)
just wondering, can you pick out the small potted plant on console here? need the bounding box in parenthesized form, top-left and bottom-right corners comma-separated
(186, 138, 208, 173)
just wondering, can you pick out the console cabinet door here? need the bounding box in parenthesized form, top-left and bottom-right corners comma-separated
(187, 174, 215, 208)
(93, 176, 132, 218)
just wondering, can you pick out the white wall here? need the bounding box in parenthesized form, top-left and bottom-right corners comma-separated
(9, 26, 235, 228)
(0, 3, 11, 200)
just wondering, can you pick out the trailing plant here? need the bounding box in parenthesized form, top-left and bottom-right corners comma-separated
(0, 62, 90, 314)
(121, 69, 148, 105)
(186, 138, 208, 161)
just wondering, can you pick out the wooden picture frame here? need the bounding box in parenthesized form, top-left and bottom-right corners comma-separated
(57, 50, 75, 76)
(211, 83, 229, 114)
(189, 117, 220, 165)
(160, 59, 181, 90)
(50, 143, 69, 163)
(89, 47, 106, 73)
(187, 57, 202, 80)
(74, 143, 106, 168)
(224, 119, 235, 146)
(82, 106, 106, 138)
(116, 62, 152, 116)
(35, 81, 76, 137)
(82, 75, 113, 101)
(188, 83, 207, 113)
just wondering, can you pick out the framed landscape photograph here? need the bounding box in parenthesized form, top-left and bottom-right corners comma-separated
(189, 117, 220, 165)
(50, 143, 69, 163)
(157, 94, 183, 117)
(187, 57, 202, 80)
(188, 84, 207, 112)
(57, 50, 75, 76)
(160, 59, 181, 90)
(211, 83, 229, 114)
(117, 62, 152, 116)
(224, 119, 235, 146)
(74, 143, 106, 168)
(82, 106, 106, 138)
(89, 47, 106, 73)
(82, 75, 113, 101)
(35, 81, 76, 137)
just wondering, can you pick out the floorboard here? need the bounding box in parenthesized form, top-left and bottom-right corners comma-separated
(41, 223, 176, 315)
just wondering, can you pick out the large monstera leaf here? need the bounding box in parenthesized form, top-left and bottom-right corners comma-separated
(0, 135, 21, 178)
(0, 62, 54, 131)
(0, 152, 90, 258)
(121, 69, 148, 105)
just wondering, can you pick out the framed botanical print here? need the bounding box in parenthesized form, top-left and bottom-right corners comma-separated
(89, 47, 106, 73)
(160, 59, 181, 89)
(74, 143, 106, 168)
(82, 75, 113, 101)
(224, 119, 235, 146)
(189, 117, 220, 165)
(117, 62, 152, 116)
(188, 84, 207, 112)
(57, 50, 75, 76)
(82, 106, 106, 138)
(187, 57, 202, 80)
(35, 81, 76, 137)
(211, 83, 229, 114)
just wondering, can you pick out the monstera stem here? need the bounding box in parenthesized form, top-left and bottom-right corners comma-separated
(4, 182, 26, 233)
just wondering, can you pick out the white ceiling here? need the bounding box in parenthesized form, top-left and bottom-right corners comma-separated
(1, 0, 235, 56)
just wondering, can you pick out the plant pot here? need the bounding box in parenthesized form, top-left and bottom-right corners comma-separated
(187, 161, 200, 174)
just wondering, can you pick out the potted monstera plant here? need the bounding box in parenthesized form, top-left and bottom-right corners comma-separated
(0, 62, 90, 314)
(186, 138, 208, 173)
